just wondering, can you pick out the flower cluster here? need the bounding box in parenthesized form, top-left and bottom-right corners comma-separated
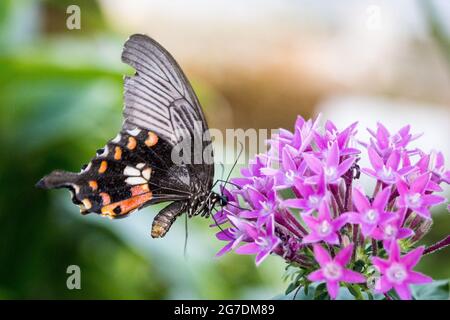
(213, 116, 449, 300)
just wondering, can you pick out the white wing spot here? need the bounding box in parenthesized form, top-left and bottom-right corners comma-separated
(81, 162, 92, 173)
(124, 166, 141, 176)
(112, 134, 121, 143)
(125, 177, 148, 185)
(127, 127, 141, 136)
(98, 145, 109, 157)
(136, 163, 146, 169)
(142, 168, 152, 180)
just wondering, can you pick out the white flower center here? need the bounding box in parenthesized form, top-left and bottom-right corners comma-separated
(386, 263, 407, 284)
(323, 262, 342, 280)
(260, 201, 272, 216)
(255, 236, 269, 248)
(285, 170, 296, 184)
(407, 193, 422, 208)
(309, 195, 319, 206)
(380, 166, 393, 180)
(383, 224, 397, 239)
(318, 220, 332, 236)
(324, 166, 337, 180)
(364, 209, 379, 224)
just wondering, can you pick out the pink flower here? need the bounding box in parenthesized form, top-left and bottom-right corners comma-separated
(308, 244, 366, 299)
(235, 215, 281, 266)
(215, 215, 254, 257)
(366, 123, 421, 160)
(346, 186, 392, 237)
(372, 241, 432, 300)
(283, 172, 328, 214)
(301, 200, 348, 245)
(303, 141, 355, 185)
(362, 147, 414, 185)
(371, 209, 414, 250)
(396, 174, 445, 219)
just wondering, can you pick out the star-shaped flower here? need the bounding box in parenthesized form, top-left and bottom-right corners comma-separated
(303, 141, 355, 185)
(362, 147, 414, 185)
(235, 215, 281, 265)
(396, 174, 445, 219)
(301, 200, 348, 245)
(308, 244, 365, 299)
(346, 186, 392, 237)
(372, 241, 432, 300)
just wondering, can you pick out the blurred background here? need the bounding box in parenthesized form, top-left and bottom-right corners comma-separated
(0, 0, 449, 299)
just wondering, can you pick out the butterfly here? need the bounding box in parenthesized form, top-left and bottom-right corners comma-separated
(36, 34, 228, 238)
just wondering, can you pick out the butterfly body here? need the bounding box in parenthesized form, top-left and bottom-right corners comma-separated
(37, 34, 222, 238)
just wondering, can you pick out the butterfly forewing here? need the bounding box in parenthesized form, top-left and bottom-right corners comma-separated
(37, 34, 215, 236)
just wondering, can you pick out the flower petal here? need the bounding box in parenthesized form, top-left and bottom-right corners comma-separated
(411, 173, 429, 193)
(375, 276, 392, 293)
(368, 147, 384, 170)
(400, 246, 424, 268)
(312, 244, 332, 266)
(326, 141, 340, 168)
(216, 241, 235, 257)
(326, 281, 340, 300)
(407, 271, 432, 285)
(335, 244, 353, 266)
(337, 157, 355, 177)
(323, 233, 339, 245)
(394, 284, 412, 300)
(303, 153, 324, 175)
(341, 269, 366, 283)
(235, 243, 259, 255)
(373, 186, 391, 210)
(352, 187, 370, 212)
(386, 150, 400, 170)
(255, 249, 271, 266)
(308, 270, 325, 282)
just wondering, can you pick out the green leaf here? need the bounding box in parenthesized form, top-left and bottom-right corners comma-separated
(412, 280, 450, 300)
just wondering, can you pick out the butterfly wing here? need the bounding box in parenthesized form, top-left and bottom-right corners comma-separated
(122, 34, 214, 186)
(37, 34, 214, 224)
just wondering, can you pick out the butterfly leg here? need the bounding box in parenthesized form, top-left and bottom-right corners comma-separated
(151, 201, 186, 238)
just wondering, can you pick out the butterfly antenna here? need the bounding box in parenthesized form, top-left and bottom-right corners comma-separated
(210, 207, 233, 240)
(219, 142, 244, 194)
(219, 162, 225, 180)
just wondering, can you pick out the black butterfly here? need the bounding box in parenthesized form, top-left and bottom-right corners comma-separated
(36, 34, 227, 238)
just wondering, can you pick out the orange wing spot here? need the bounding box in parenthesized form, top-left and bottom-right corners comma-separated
(88, 180, 98, 191)
(145, 131, 158, 147)
(131, 184, 150, 196)
(82, 198, 92, 210)
(127, 137, 137, 150)
(98, 161, 108, 173)
(114, 146, 122, 160)
(99, 192, 111, 205)
(101, 192, 153, 217)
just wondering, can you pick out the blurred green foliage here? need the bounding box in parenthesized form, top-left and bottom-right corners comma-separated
(0, 0, 447, 299)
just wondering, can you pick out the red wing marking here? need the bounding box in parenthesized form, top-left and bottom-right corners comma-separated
(101, 192, 152, 218)
(114, 146, 122, 160)
(98, 161, 108, 173)
(88, 180, 98, 191)
(145, 132, 158, 147)
(127, 137, 137, 150)
(99, 192, 111, 205)
(131, 184, 150, 196)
